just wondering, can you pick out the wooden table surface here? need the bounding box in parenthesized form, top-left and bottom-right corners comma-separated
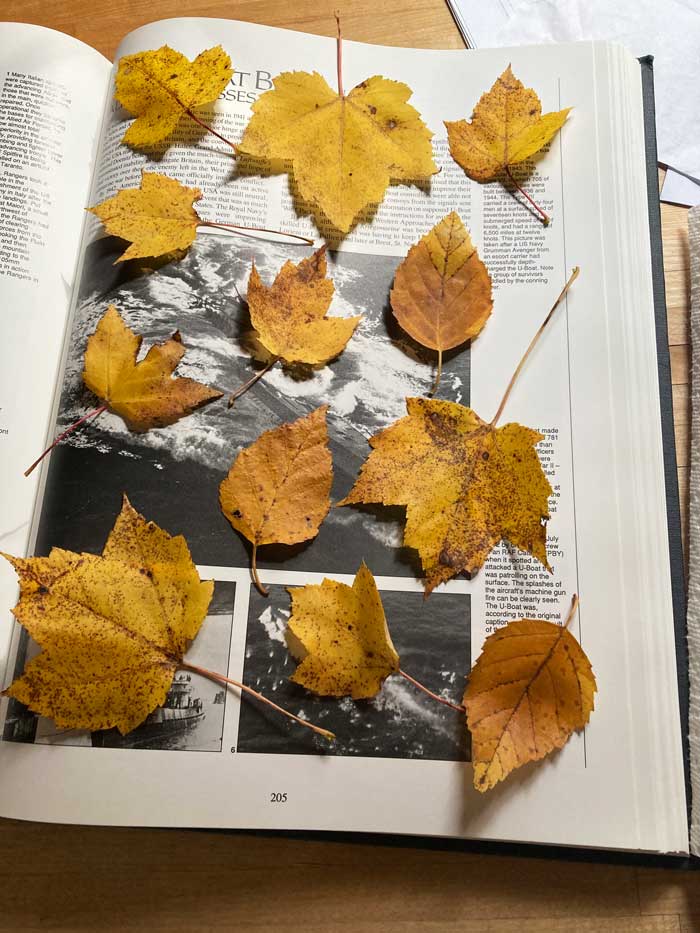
(2, 1, 696, 929)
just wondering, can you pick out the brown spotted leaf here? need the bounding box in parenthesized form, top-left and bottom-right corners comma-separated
(2, 497, 214, 735)
(286, 562, 400, 698)
(339, 397, 552, 594)
(465, 611, 596, 791)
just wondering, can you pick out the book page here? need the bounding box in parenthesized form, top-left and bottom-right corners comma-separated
(0, 24, 111, 707)
(0, 19, 687, 855)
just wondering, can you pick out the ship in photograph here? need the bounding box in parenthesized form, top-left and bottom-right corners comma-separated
(93, 673, 204, 749)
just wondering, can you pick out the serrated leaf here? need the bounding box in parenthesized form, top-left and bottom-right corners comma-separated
(88, 172, 203, 263)
(339, 397, 551, 594)
(445, 65, 570, 182)
(115, 45, 233, 148)
(83, 305, 222, 430)
(239, 71, 437, 233)
(2, 497, 214, 735)
(465, 614, 596, 791)
(287, 562, 400, 698)
(248, 246, 362, 365)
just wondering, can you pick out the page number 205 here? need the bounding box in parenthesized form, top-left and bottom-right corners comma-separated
(270, 792, 288, 803)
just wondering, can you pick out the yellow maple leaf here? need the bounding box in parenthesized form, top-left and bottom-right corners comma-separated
(83, 304, 222, 430)
(115, 45, 233, 147)
(248, 246, 362, 366)
(2, 497, 214, 735)
(445, 65, 570, 183)
(339, 397, 552, 594)
(465, 599, 596, 791)
(219, 406, 333, 593)
(390, 212, 493, 393)
(286, 562, 400, 698)
(88, 172, 203, 263)
(239, 70, 437, 233)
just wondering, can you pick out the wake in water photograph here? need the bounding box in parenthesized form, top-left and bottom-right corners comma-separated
(3, 581, 236, 753)
(236, 582, 471, 761)
(33, 232, 472, 581)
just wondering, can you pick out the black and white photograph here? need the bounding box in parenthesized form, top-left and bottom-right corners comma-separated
(33, 232, 472, 579)
(236, 582, 470, 761)
(3, 581, 236, 753)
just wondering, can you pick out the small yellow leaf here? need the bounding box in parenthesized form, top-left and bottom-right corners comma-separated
(340, 397, 552, 594)
(287, 563, 400, 698)
(115, 45, 233, 147)
(390, 212, 492, 389)
(248, 246, 362, 365)
(219, 406, 333, 591)
(465, 614, 596, 791)
(2, 497, 214, 735)
(240, 71, 437, 233)
(445, 66, 570, 182)
(88, 172, 203, 262)
(83, 305, 222, 430)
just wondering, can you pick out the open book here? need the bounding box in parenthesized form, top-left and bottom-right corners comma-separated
(0, 16, 690, 858)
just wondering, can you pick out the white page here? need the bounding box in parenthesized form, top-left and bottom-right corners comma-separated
(0, 19, 687, 854)
(0, 24, 111, 696)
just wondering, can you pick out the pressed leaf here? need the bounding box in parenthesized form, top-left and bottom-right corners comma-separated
(83, 304, 222, 430)
(390, 212, 492, 391)
(465, 612, 596, 791)
(248, 246, 362, 366)
(88, 172, 203, 263)
(2, 497, 214, 735)
(219, 406, 333, 592)
(445, 66, 570, 183)
(115, 45, 233, 147)
(239, 71, 437, 233)
(339, 397, 551, 594)
(287, 562, 399, 698)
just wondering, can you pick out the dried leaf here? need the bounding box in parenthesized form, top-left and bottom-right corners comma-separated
(248, 246, 362, 365)
(219, 406, 333, 592)
(287, 562, 399, 698)
(2, 497, 214, 735)
(390, 212, 492, 390)
(465, 612, 596, 791)
(115, 45, 233, 147)
(88, 172, 202, 262)
(239, 71, 437, 233)
(339, 397, 551, 594)
(445, 66, 570, 182)
(83, 305, 222, 430)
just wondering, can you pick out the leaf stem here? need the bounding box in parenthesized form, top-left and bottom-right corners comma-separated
(180, 661, 334, 740)
(429, 347, 443, 397)
(490, 266, 579, 427)
(563, 593, 579, 630)
(228, 357, 279, 408)
(184, 107, 239, 154)
(251, 542, 269, 596)
(335, 12, 344, 98)
(199, 220, 314, 246)
(505, 166, 549, 225)
(24, 405, 107, 477)
(398, 668, 465, 713)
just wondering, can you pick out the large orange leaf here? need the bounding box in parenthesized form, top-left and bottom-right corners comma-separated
(2, 497, 214, 735)
(83, 305, 222, 430)
(390, 212, 492, 392)
(339, 397, 552, 594)
(465, 607, 596, 791)
(286, 562, 400, 698)
(219, 406, 333, 593)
